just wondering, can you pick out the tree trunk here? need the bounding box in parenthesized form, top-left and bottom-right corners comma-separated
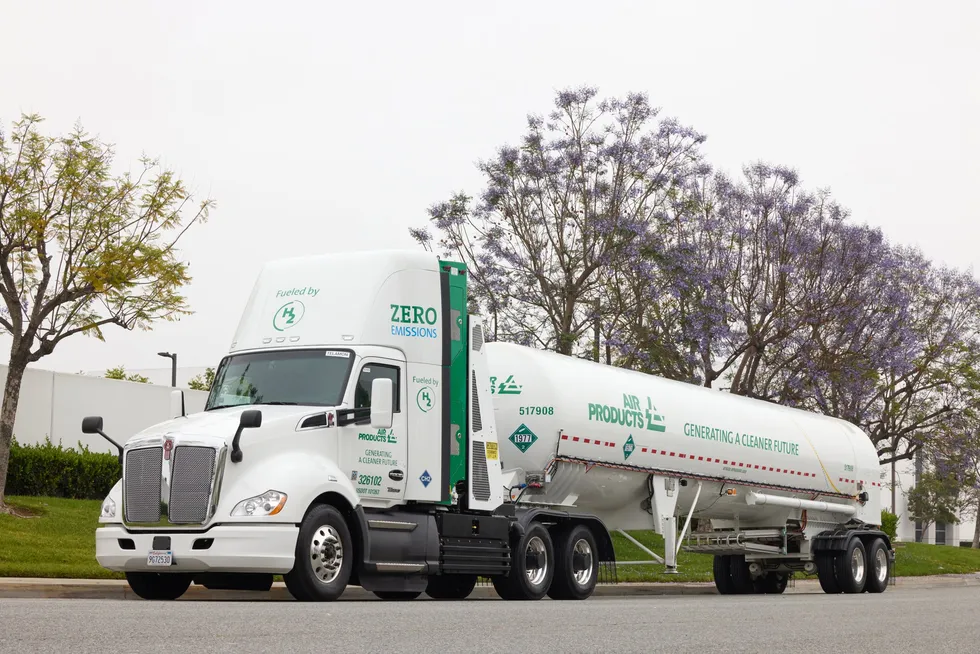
(0, 355, 28, 511)
(973, 497, 980, 549)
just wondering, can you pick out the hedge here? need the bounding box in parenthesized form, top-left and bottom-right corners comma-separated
(4, 436, 121, 500)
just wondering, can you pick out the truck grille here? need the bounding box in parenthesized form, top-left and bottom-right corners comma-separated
(168, 446, 216, 523)
(124, 447, 163, 523)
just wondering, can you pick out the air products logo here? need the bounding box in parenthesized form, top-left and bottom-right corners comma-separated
(508, 424, 538, 452)
(588, 393, 666, 433)
(490, 375, 522, 395)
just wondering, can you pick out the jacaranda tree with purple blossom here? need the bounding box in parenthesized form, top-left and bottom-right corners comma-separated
(410, 86, 706, 356)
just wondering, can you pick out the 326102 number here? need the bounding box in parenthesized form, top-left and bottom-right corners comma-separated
(358, 474, 382, 486)
(519, 406, 554, 416)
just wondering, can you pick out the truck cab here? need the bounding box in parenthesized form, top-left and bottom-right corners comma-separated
(91, 250, 615, 601)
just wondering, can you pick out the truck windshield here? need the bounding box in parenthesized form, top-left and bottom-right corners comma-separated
(205, 349, 354, 410)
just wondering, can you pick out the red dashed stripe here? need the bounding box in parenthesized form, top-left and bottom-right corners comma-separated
(561, 434, 824, 481)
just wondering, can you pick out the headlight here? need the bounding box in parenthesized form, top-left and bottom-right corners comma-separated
(100, 496, 116, 519)
(231, 490, 287, 517)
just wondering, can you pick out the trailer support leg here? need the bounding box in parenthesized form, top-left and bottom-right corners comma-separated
(675, 481, 703, 561)
(649, 475, 680, 574)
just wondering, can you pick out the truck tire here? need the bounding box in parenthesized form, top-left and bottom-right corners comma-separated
(284, 504, 353, 602)
(425, 574, 477, 600)
(835, 536, 867, 593)
(547, 523, 598, 600)
(728, 554, 755, 594)
(753, 572, 789, 594)
(492, 522, 554, 600)
(816, 551, 841, 593)
(373, 591, 421, 600)
(712, 555, 737, 595)
(864, 537, 890, 593)
(125, 572, 192, 600)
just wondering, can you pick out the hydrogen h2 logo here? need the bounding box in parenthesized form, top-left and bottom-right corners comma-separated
(416, 387, 434, 412)
(273, 300, 305, 331)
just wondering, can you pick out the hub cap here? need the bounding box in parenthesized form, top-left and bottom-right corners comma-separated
(310, 524, 343, 584)
(875, 547, 888, 583)
(572, 539, 595, 586)
(851, 546, 865, 584)
(525, 536, 548, 587)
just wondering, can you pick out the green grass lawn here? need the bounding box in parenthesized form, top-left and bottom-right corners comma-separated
(3, 495, 980, 581)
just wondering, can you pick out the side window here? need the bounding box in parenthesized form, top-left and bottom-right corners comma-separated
(354, 364, 400, 412)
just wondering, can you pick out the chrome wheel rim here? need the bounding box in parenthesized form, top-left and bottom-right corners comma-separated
(875, 547, 888, 583)
(851, 547, 865, 584)
(525, 536, 548, 586)
(310, 524, 343, 584)
(572, 539, 595, 586)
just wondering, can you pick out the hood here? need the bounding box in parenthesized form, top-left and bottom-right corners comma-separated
(124, 404, 335, 449)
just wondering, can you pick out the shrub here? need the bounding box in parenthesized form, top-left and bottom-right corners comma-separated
(4, 436, 121, 500)
(881, 508, 899, 540)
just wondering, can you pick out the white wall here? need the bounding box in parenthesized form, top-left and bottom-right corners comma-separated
(82, 365, 213, 388)
(1, 363, 209, 455)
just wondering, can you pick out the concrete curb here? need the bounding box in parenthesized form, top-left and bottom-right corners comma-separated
(2, 573, 979, 600)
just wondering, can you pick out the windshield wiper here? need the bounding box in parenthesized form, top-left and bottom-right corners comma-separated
(206, 404, 250, 411)
(257, 401, 300, 405)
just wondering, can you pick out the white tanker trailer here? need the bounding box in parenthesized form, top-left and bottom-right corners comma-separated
(486, 342, 893, 594)
(90, 250, 892, 601)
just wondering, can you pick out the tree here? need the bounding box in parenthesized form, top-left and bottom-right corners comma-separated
(188, 367, 215, 391)
(0, 113, 212, 512)
(410, 86, 707, 355)
(905, 468, 964, 540)
(104, 365, 149, 383)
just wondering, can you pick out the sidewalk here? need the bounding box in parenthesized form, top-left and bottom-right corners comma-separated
(2, 573, 979, 600)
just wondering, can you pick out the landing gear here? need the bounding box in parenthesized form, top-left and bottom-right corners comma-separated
(492, 522, 554, 600)
(125, 571, 193, 600)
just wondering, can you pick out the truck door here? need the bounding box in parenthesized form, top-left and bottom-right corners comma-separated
(341, 356, 408, 503)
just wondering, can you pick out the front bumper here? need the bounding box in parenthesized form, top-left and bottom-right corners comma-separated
(96, 524, 299, 574)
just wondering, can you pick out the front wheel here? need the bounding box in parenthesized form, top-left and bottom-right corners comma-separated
(284, 504, 353, 601)
(492, 522, 554, 600)
(125, 571, 192, 600)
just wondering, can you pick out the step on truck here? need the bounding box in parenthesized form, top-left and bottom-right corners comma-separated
(90, 249, 894, 600)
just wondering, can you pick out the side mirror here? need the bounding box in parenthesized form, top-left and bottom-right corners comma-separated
(369, 378, 393, 429)
(81, 415, 123, 465)
(231, 409, 262, 463)
(169, 389, 185, 419)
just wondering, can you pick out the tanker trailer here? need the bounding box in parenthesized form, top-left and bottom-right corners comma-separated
(485, 341, 893, 595)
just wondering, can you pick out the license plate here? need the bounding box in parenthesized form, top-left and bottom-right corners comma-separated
(147, 550, 173, 566)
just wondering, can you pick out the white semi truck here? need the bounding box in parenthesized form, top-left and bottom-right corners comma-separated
(90, 250, 894, 601)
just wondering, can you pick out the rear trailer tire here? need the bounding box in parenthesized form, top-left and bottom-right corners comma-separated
(547, 523, 599, 600)
(864, 537, 890, 593)
(754, 572, 789, 594)
(425, 574, 477, 600)
(283, 504, 353, 602)
(835, 536, 868, 593)
(491, 522, 555, 601)
(728, 555, 755, 594)
(373, 591, 421, 600)
(125, 572, 192, 600)
(712, 555, 737, 595)
(816, 552, 842, 594)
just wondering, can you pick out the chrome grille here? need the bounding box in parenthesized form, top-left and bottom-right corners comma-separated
(124, 447, 163, 523)
(168, 446, 216, 524)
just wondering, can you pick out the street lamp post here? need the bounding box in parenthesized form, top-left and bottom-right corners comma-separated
(157, 351, 177, 387)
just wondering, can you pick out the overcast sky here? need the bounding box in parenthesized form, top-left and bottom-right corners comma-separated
(2, 0, 977, 377)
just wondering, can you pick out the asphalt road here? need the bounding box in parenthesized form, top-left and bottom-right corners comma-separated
(1, 587, 971, 653)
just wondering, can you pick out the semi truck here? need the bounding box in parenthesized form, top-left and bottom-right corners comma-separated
(89, 249, 894, 601)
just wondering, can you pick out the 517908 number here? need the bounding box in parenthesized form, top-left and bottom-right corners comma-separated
(519, 406, 554, 415)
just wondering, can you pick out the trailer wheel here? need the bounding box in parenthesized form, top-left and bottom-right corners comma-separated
(863, 537, 890, 593)
(283, 504, 353, 601)
(425, 574, 477, 600)
(816, 552, 842, 593)
(547, 523, 598, 600)
(492, 522, 554, 600)
(728, 554, 755, 594)
(712, 555, 737, 595)
(373, 591, 421, 600)
(125, 572, 192, 600)
(835, 536, 868, 593)
(753, 572, 789, 594)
